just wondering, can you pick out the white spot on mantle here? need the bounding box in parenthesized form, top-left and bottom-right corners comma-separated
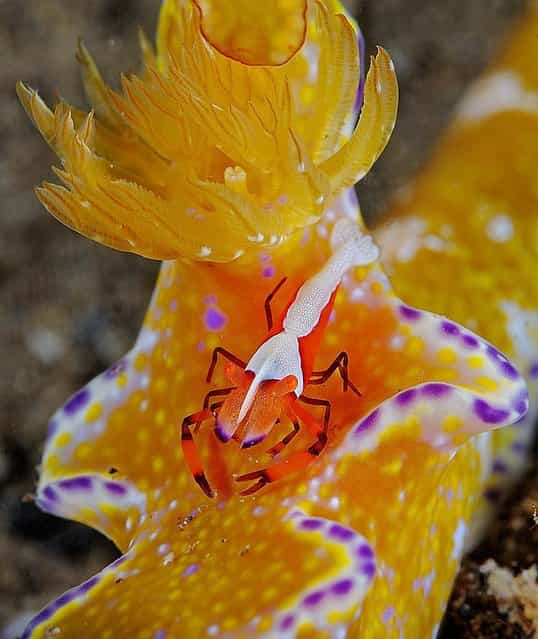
(486, 215, 514, 243)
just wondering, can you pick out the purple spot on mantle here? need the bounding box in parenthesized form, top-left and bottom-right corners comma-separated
(362, 562, 376, 579)
(35, 498, 50, 512)
(348, 188, 359, 207)
(43, 486, 58, 502)
(500, 360, 519, 380)
(332, 579, 354, 596)
(154, 631, 167, 639)
(205, 307, 226, 332)
(301, 229, 311, 247)
(529, 362, 538, 378)
(263, 266, 275, 278)
(412, 577, 422, 593)
(279, 615, 295, 631)
(474, 399, 510, 424)
(512, 441, 527, 455)
(182, 563, 198, 578)
(328, 524, 354, 541)
(421, 383, 452, 398)
(461, 334, 479, 349)
(355, 408, 380, 435)
(396, 388, 417, 405)
(492, 459, 508, 474)
(303, 590, 325, 607)
(104, 359, 127, 379)
(399, 305, 421, 321)
(514, 393, 529, 423)
(64, 387, 90, 415)
(357, 544, 374, 560)
(486, 344, 507, 363)
(104, 481, 128, 496)
(441, 321, 460, 337)
(59, 476, 92, 491)
(300, 518, 323, 531)
(382, 606, 395, 624)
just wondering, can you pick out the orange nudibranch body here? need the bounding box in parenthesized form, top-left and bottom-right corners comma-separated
(16, 1, 537, 639)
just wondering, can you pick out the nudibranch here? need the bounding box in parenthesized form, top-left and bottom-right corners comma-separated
(15, 1, 535, 639)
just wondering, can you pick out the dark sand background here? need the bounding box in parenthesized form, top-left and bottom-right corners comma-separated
(1, 1, 535, 637)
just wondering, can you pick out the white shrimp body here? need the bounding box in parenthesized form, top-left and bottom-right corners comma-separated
(238, 219, 379, 422)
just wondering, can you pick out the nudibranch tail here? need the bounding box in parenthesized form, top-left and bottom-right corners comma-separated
(17, 0, 397, 263)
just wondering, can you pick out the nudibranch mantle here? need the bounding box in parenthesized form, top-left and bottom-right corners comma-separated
(16, 0, 537, 638)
